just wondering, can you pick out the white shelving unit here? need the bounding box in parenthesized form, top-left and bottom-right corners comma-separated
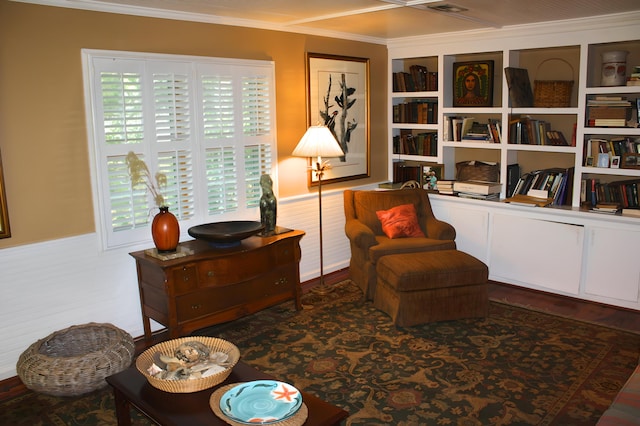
(387, 13, 640, 310)
(388, 16, 640, 205)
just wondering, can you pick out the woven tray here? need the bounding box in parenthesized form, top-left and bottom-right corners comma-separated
(136, 336, 240, 393)
(210, 383, 309, 426)
(17, 323, 135, 396)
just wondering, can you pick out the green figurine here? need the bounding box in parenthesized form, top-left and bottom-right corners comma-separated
(259, 174, 277, 234)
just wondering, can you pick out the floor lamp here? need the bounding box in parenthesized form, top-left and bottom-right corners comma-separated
(292, 125, 344, 295)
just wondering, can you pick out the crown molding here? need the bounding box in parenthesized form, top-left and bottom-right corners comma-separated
(11, 1, 640, 48)
(387, 11, 640, 49)
(10, 0, 389, 45)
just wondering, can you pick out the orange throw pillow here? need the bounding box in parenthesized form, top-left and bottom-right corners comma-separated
(376, 204, 425, 239)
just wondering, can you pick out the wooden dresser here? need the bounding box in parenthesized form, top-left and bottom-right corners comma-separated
(130, 230, 305, 340)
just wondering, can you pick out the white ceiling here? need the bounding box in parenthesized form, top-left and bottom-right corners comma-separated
(16, 0, 640, 43)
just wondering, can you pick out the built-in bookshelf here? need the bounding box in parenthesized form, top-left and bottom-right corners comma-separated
(386, 15, 640, 311)
(388, 29, 640, 211)
(391, 56, 439, 162)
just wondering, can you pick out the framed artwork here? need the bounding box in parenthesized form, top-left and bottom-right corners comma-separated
(0, 149, 10, 239)
(306, 53, 370, 185)
(597, 153, 610, 168)
(453, 61, 494, 107)
(611, 155, 620, 168)
(621, 153, 640, 169)
(422, 163, 444, 190)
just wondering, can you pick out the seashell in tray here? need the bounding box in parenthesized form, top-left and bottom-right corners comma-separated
(136, 336, 240, 393)
(174, 340, 211, 364)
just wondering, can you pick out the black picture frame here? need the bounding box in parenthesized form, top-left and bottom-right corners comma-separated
(306, 53, 370, 185)
(453, 61, 494, 107)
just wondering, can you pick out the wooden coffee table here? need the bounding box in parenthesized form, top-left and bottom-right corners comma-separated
(106, 361, 348, 426)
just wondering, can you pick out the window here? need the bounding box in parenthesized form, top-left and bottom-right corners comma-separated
(83, 50, 276, 249)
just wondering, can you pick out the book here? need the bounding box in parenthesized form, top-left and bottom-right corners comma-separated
(504, 67, 534, 107)
(590, 203, 621, 214)
(457, 192, 500, 200)
(506, 163, 521, 197)
(622, 208, 640, 218)
(504, 194, 553, 207)
(453, 180, 502, 195)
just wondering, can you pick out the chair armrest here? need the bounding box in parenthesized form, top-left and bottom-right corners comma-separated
(345, 219, 378, 249)
(425, 218, 456, 241)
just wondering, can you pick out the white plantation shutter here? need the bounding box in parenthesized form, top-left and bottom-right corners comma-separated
(153, 73, 191, 143)
(242, 75, 271, 136)
(84, 50, 276, 249)
(244, 144, 272, 208)
(205, 146, 238, 214)
(100, 71, 144, 145)
(202, 75, 235, 139)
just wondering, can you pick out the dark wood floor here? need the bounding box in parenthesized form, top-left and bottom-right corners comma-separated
(2, 269, 638, 402)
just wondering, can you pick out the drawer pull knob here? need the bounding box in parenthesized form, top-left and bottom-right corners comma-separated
(275, 277, 287, 286)
(207, 271, 214, 277)
(191, 304, 201, 310)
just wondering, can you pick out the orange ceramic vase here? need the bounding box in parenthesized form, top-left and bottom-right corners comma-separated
(151, 206, 180, 253)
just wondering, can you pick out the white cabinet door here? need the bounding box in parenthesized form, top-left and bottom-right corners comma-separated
(490, 213, 584, 295)
(584, 226, 640, 303)
(430, 200, 489, 263)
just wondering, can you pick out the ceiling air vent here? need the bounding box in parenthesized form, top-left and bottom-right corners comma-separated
(427, 4, 469, 13)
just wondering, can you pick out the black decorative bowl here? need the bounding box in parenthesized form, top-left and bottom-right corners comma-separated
(188, 221, 264, 247)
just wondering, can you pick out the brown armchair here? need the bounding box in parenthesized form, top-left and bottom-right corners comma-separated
(344, 188, 456, 300)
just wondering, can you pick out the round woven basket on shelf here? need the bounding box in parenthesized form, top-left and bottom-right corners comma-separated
(16, 322, 135, 397)
(136, 336, 240, 393)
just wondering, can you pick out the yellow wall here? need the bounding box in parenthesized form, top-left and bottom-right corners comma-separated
(0, 0, 388, 248)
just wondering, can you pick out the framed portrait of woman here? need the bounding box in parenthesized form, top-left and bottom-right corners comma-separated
(453, 61, 494, 107)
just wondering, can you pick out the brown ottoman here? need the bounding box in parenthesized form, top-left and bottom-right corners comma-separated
(374, 250, 488, 326)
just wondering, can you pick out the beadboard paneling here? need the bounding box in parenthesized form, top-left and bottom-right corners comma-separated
(0, 186, 377, 380)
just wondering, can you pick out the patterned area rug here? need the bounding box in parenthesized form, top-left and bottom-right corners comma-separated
(1, 280, 638, 425)
(211, 280, 639, 425)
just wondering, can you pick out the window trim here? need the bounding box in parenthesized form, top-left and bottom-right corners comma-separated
(82, 49, 278, 250)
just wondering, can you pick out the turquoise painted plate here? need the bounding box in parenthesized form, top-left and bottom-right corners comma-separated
(219, 380, 303, 425)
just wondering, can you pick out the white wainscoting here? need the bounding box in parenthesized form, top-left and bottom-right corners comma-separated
(0, 185, 377, 381)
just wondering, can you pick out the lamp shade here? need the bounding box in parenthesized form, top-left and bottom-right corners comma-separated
(292, 125, 344, 158)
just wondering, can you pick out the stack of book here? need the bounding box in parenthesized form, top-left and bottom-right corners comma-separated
(582, 177, 640, 209)
(392, 131, 438, 156)
(436, 180, 455, 195)
(453, 180, 502, 200)
(586, 96, 632, 127)
(392, 65, 437, 92)
(504, 194, 553, 207)
(447, 117, 501, 143)
(508, 116, 569, 145)
(590, 203, 621, 215)
(511, 167, 574, 206)
(393, 100, 438, 124)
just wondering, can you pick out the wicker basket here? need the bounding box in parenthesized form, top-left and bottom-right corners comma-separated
(456, 161, 500, 182)
(16, 323, 135, 397)
(136, 336, 240, 393)
(533, 58, 574, 107)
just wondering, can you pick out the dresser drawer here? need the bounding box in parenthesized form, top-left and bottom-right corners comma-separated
(274, 238, 298, 266)
(197, 246, 274, 287)
(171, 265, 198, 295)
(176, 267, 296, 321)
